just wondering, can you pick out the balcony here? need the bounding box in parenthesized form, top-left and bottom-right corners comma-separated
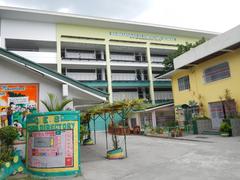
(10, 51, 56, 64)
(113, 91, 139, 101)
(80, 80, 171, 88)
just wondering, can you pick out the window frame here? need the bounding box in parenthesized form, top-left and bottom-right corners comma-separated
(203, 62, 231, 83)
(177, 75, 190, 91)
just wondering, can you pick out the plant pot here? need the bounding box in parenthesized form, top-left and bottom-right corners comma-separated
(171, 131, 176, 137)
(106, 148, 124, 159)
(83, 138, 94, 145)
(221, 132, 230, 137)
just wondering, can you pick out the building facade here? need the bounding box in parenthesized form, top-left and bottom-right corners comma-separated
(0, 7, 217, 105)
(159, 25, 240, 129)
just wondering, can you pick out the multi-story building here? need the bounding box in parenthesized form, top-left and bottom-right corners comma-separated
(0, 6, 217, 105)
(158, 25, 240, 129)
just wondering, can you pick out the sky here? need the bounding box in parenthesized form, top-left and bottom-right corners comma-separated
(0, 0, 239, 33)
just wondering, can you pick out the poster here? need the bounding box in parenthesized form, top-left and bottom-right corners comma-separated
(0, 83, 38, 125)
(0, 83, 38, 110)
(28, 130, 74, 168)
(27, 115, 77, 169)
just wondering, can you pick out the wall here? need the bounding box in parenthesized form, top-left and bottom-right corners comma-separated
(1, 19, 56, 43)
(0, 59, 62, 112)
(57, 24, 200, 46)
(172, 48, 240, 118)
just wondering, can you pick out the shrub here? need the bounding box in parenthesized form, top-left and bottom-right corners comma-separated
(0, 126, 18, 166)
(156, 127, 164, 134)
(220, 122, 231, 133)
(192, 116, 210, 121)
(166, 120, 178, 127)
(0, 126, 18, 148)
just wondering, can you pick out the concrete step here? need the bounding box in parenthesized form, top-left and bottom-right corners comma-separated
(201, 129, 220, 135)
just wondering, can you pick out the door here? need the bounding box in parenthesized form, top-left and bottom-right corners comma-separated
(209, 102, 224, 129)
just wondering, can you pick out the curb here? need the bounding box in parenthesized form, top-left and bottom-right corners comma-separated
(145, 134, 214, 143)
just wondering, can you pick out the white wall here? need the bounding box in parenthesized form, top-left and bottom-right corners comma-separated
(112, 73, 136, 81)
(110, 54, 135, 61)
(154, 91, 173, 100)
(113, 91, 138, 101)
(10, 51, 56, 64)
(67, 72, 97, 81)
(1, 19, 56, 42)
(0, 59, 62, 112)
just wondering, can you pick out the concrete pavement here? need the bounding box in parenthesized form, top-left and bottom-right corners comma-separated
(75, 133, 240, 180)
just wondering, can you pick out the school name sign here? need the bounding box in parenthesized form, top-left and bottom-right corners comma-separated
(109, 32, 176, 41)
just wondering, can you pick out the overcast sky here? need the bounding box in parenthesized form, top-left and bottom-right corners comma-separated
(0, 0, 239, 33)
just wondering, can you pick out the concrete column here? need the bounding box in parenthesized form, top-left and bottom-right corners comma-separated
(105, 41, 113, 104)
(151, 111, 157, 128)
(146, 43, 155, 104)
(102, 68, 106, 81)
(56, 39, 62, 73)
(0, 37, 5, 48)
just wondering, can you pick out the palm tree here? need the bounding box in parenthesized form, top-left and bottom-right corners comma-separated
(41, 93, 73, 112)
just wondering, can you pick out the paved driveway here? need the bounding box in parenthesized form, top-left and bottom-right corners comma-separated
(77, 133, 240, 180)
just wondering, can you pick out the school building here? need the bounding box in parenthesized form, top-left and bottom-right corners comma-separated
(158, 24, 240, 129)
(0, 6, 217, 106)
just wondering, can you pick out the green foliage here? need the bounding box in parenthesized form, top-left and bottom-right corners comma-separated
(220, 122, 231, 133)
(80, 124, 88, 143)
(162, 37, 206, 73)
(41, 93, 72, 112)
(155, 127, 164, 134)
(0, 147, 13, 165)
(0, 126, 18, 166)
(0, 126, 18, 147)
(86, 99, 145, 150)
(192, 116, 210, 121)
(188, 100, 198, 107)
(166, 120, 178, 127)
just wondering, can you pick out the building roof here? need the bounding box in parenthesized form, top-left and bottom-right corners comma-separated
(134, 101, 174, 113)
(0, 48, 108, 101)
(0, 6, 218, 39)
(173, 25, 240, 70)
(157, 24, 240, 79)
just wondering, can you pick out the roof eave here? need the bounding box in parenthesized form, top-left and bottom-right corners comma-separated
(0, 48, 108, 101)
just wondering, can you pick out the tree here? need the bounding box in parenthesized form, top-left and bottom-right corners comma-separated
(85, 99, 145, 158)
(162, 37, 206, 74)
(41, 93, 72, 112)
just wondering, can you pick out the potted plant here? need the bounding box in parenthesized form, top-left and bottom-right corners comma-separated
(0, 126, 19, 179)
(171, 128, 176, 137)
(220, 122, 231, 137)
(176, 127, 184, 137)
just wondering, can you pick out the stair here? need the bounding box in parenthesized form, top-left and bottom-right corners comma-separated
(201, 129, 220, 135)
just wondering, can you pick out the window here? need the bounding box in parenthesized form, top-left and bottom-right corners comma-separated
(178, 76, 190, 91)
(204, 62, 230, 83)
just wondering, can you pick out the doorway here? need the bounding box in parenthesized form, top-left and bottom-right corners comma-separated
(209, 102, 224, 129)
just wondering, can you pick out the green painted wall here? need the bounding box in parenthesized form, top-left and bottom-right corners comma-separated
(81, 80, 172, 88)
(89, 113, 123, 131)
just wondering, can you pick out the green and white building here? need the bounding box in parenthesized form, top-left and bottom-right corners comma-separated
(0, 6, 217, 105)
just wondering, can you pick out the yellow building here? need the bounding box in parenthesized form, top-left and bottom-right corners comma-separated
(159, 25, 240, 129)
